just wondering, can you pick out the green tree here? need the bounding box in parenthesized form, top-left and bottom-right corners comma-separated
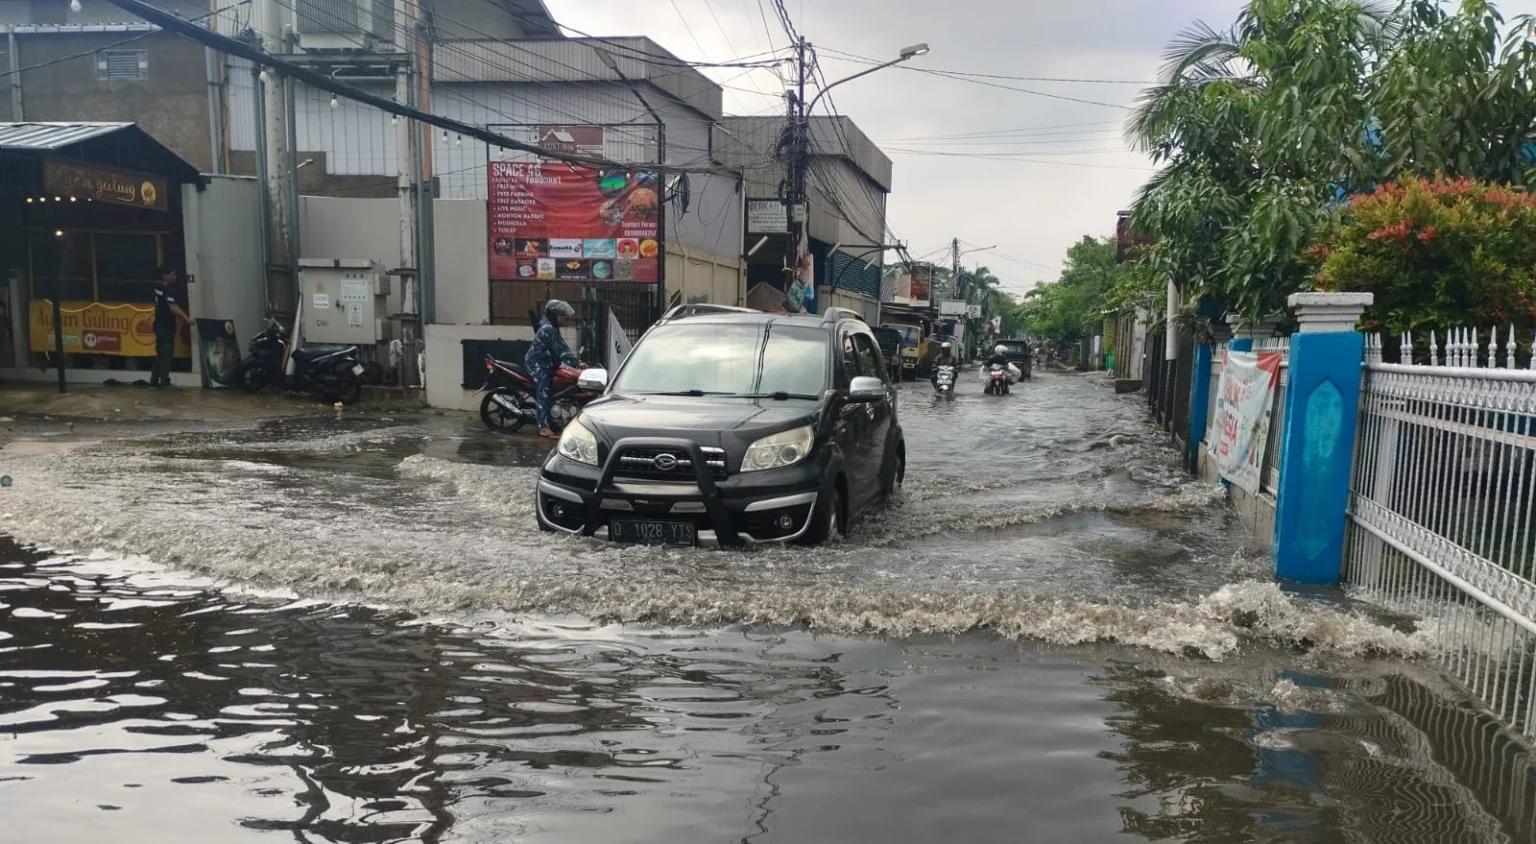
(1129, 0, 1389, 322)
(1018, 236, 1120, 346)
(1127, 0, 1536, 324)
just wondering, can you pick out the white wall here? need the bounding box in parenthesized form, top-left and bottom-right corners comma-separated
(666, 242, 742, 307)
(183, 176, 267, 380)
(300, 196, 488, 324)
(423, 322, 535, 411)
(821, 289, 879, 324)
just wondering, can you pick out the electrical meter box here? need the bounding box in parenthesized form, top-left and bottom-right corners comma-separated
(299, 259, 388, 345)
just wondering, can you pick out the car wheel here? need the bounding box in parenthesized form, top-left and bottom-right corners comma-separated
(798, 481, 843, 546)
(880, 443, 905, 496)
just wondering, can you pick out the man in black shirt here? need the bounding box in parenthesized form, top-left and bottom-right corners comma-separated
(151, 265, 189, 388)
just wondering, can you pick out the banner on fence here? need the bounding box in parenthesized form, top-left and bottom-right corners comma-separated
(1210, 350, 1282, 492)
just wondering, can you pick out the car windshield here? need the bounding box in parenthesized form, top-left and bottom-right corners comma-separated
(887, 326, 918, 344)
(1001, 342, 1029, 353)
(613, 322, 827, 397)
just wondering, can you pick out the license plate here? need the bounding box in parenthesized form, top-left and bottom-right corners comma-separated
(351, 364, 365, 376)
(610, 519, 697, 546)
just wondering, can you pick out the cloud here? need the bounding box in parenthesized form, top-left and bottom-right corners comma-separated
(546, 0, 1536, 290)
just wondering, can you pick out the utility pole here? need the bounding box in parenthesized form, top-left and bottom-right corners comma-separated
(782, 36, 809, 307)
(394, 0, 422, 387)
(951, 236, 960, 301)
(253, 0, 297, 317)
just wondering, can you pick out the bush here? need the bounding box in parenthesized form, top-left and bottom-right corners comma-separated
(1311, 176, 1536, 337)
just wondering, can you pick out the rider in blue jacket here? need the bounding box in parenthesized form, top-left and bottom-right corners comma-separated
(525, 299, 580, 438)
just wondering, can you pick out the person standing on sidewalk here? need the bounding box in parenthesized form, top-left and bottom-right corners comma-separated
(151, 265, 189, 388)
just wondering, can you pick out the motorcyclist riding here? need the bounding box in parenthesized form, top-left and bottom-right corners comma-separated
(525, 299, 580, 439)
(984, 343, 1022, 385)
(930, 342, 957, 386)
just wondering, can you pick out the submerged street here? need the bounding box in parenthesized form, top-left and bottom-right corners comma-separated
(1, 372, 1531, 842)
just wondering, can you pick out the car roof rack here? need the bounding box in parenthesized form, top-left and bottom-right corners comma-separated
(661, 303, 760, 321)
(820, 307, 865, 324)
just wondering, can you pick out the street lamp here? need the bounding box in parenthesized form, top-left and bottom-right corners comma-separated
(805, 42, 930, 115)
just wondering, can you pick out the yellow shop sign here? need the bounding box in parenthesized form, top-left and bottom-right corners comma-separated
(30, 300, 189, 357)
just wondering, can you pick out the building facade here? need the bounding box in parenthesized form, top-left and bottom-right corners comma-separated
(718, 114, 891, 323)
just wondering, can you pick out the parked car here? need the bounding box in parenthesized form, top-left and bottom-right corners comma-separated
(995, 338, 1034, 379)
(871, 326, 905, 381)
(536, 306, 906, 546)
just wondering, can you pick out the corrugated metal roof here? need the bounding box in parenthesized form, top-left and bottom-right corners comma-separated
(0, 122, 136, 151)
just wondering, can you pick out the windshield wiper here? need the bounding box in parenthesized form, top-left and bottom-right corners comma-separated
(730, 391, 819, 401)
(639, 389, 732, 397)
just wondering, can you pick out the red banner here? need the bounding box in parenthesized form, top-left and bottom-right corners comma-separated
(488, 161, 661, 283)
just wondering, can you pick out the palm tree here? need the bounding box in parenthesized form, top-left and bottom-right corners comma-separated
(1125, 0, 1396, 321)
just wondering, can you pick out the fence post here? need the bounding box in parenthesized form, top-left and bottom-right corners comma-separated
(1273, 292, 1373, 583)
(1185, 302, 1223, 469)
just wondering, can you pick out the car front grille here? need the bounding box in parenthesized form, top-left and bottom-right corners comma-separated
(613, 446, 728, 481)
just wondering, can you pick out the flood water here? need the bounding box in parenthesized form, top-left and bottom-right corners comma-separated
(3, 371, 1534, 842)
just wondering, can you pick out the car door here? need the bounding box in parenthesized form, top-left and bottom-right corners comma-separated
(835, 328, 872, 510)
(853, 332, 894, 498)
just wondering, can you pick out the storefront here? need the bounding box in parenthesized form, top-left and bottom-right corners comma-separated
(0, 122, 200, 376)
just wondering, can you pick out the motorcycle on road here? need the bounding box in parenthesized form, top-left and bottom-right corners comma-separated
(477, 354, 599, 434)
(932, 363, 958, 398)
(239, 319, 364, 405)
(984, 363, 1012, 396)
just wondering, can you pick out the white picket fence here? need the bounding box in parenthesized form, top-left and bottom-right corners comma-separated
(1346, 327, 1536, 739)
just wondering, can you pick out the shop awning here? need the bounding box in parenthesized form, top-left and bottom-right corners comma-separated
(0, 122, 199, 183)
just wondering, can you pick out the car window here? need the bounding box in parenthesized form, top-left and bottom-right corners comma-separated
(613, 322, 828, 396)
(841, 333, 862, 381)
(853, 334, 885, 383)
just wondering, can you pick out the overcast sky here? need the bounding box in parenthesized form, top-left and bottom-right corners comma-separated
(547, 0, 1536, 294)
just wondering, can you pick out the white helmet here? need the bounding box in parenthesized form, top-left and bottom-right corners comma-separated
(995, 344, 1007, 355)
(941, 342, 952, 351)
(545, 299, 576, 317)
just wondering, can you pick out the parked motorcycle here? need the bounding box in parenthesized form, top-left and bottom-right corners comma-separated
(239, 319, 364, 404)
(477, 354, 599, 434)
(932, 363, 958, 398)
(984, 363, 1012, 396)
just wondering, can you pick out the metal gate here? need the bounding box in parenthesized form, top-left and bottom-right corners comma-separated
(577, 284, 657, 366)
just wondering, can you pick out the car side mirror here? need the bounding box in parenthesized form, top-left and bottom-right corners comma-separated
(578, 368, 609, 391)
(847, 375, 886, 403)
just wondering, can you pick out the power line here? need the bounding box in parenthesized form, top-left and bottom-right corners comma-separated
(495, 5, 790, 70)
(883, 147, 1154, 170)
(0, 0, 249, 79)
(107, 0, 738, 175)
(815, 50, 1132, 110)
(815, 46, 1155, 85)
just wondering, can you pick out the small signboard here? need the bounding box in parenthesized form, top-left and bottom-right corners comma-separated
(746, 200, 788, 234)
(43, 159, 168, 211)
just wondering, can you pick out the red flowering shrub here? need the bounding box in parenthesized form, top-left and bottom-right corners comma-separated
(1312, 176, 1536, 337)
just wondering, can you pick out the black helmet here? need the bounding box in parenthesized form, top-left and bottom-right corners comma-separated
(544, 299, 575, 317)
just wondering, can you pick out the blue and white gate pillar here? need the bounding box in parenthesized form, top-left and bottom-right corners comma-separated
(1272, 292, 1373, 583)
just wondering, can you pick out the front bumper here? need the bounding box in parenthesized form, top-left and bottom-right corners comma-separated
(536, 436, 826, 546)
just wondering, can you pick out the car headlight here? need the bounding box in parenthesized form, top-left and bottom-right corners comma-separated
(556, 419, 599, 465)
(741, 425, 814, 473)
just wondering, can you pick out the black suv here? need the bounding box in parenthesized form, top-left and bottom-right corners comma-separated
(536, 305, 905, 546)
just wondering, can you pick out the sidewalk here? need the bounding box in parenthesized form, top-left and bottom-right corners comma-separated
(0, 382, 320, 423)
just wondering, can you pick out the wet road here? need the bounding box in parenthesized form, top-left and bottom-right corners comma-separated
(3, 370, 1533, 842)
